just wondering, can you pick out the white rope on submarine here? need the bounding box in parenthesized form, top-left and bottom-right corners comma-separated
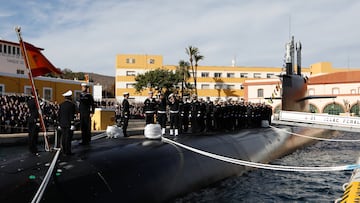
(269, 125, 360, 142)
(161, 137, 360, 172)
(31, 148, 61, 203)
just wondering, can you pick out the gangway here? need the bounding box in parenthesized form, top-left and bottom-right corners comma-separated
(272, 111, 360, 133)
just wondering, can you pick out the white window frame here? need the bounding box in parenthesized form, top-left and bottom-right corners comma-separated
(254, 73, 262, 78)
(201, 72, 209, 77)
(201, 84, 210, 89)
(214, 72, 222, 78)
(240, 73, 248, 78)
(24, 85, 32, 95)
(43, 87, 53, 101)
(332, 87, 339, 95)
(0, 84, 4, 96)
(148, 58, 155, 64)
(126, 71, 136, 76)
(126, 83, 135, 88)
(126, 58, 136, 64)
(257, 88, 264, 97)
(227, 73, 235, 78)
(308, 88, 315, 96)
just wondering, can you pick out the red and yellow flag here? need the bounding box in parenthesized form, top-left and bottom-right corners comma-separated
(20, 41, 62, 77)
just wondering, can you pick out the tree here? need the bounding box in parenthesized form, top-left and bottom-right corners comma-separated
(176, 60, 191, 97)
(134, 68, 182, 95)
(185, 46, 204, 96)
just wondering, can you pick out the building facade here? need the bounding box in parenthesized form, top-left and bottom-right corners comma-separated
(115, 54, 354, 103)
(115, 54, 311, 102)
(244, 66, 360, 115)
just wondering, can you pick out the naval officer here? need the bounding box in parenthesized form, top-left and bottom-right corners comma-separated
(122, 92, 130, 137)
(143, 91, 157, 125)
(58, 90, 77, 155)
(27, 90, 40, 154)
(78, 83, 95, 145)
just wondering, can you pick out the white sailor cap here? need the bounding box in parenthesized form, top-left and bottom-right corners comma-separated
(123, 92, 129, 95)
(81, 83, 89, 87)
(62, 90, 72, 97)
(168, 93, 174, 99)
(148, 91, 153, 94)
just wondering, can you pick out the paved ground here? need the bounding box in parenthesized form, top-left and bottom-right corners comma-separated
(0, 119, 146, 146)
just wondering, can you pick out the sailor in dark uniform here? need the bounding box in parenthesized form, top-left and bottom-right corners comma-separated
(143, 91, 157, 125)
(122, 92, 130, 137)
(79, 83, 95, 145)
(190, 94, 201, 133)
(27, 90, 40, 154)
(168, 93, 180, 136)
(58, 90, 77, 155)
(181, 97, 190, 133)
(156, 93, 167, 135)
(205, 97, 214, 132)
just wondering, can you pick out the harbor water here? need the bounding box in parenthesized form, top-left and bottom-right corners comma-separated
(173, 130, 359, 202)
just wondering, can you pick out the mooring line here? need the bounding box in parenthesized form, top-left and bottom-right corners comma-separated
(161, 137, 360, 172)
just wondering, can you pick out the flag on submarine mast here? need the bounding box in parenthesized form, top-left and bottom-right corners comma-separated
(15, 26, 62, 151)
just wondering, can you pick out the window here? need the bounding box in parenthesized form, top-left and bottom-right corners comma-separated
(240, 85, 244, 90)
(16, 69, 25, 74)
(201, 84, 210, 89)
(214, 84, 222, 89)
(227, 73, 235, 78)
(0, 84, 4, 96)
(148, 59, 155, 64)
(308, 88, 315, 96)
(240, 73, 248, 78)
(201, 72, 209, 77)
(12, 46, 15, 55)
(254, 73, 261, 78)
(214, 72, 222, 78)
(227, 85, 235, 89)
(0, 44, 2, 53)
(3, 45, 6, 53)
(332, 88, 339, 95)
(351, 89, 356, 94)
(16, 47, 20, 55)
(126, 71, 136, 76)
(126, 83, 135, 88)
(43, 87, 53, 101)
(257, 88, 264, 97)
(266, 73, 274, 78)
(8, 46, 11, 54)
(126, 58, 135, 64)
(24, 86, 32, 95)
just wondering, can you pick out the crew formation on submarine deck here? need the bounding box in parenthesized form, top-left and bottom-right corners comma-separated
(117, 91, 273, 137)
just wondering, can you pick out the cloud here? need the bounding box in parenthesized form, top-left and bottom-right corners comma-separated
(1, 0, 360, 76)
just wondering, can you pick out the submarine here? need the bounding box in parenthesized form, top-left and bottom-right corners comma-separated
(0, 36, 333, 203)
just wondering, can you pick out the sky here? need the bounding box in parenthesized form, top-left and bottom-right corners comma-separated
(1, 0, 360, 76)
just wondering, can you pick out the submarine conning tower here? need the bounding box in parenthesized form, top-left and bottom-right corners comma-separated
(281, 36, 308, 112)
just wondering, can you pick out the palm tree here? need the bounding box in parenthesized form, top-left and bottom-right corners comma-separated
(193, 53, 204, 95)
(177, 60, 190, 97)
(185, 46, 204, 96)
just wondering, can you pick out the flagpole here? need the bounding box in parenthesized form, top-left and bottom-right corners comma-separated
(15, 26, 51, 151)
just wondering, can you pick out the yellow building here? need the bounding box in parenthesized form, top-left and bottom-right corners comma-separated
(0, 72, 89, 103)
(115, 54, 352, 102)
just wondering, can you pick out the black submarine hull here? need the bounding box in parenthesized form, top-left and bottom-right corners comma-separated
(0, 126, 330, 203)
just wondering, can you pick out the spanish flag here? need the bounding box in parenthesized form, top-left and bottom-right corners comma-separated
(20, 41, 62, 77)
